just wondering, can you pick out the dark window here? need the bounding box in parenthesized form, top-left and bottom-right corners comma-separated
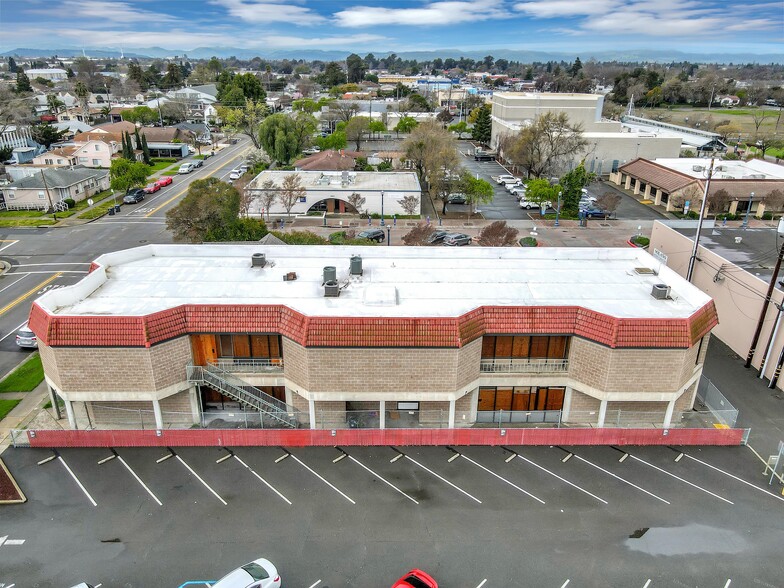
(216, 334, 283, 359)
(477, 386, 565, 412)
(696, 337, 704, 365)
(481, 335, 570, 360)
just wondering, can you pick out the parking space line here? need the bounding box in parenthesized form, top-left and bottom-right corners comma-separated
(724, 580, 731, 588)
(572, 455, 670, 504)
(460, 454, 544, 504)
(232, 454, 292, 505)
(0, 239, 19, 253)
(116, 454, 162, 506)
(627, 454, 733, 505)
(174, 455, 227, 506)
(347, 454, 419, 504)
(289, 454, 356, 504)
(643, 580, 651, 588)
(681, 453, 784, 503)
(514, 453, 608, 505)
(58, 455, 97, 507)
(475, 579, 488, 588)
(307, 580, 321, 588)
(403, 454, 482, 504)
(561, 580, 570, 588)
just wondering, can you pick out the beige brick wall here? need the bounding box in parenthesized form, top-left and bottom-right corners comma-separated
(456, 339, 482, 388)
(151, 338, 192, 389)
(419, 401, 449, 425)
(88, 391, 194, 427)
(569, 337, 698, 394)
(567, 390, 601, 424)
(315, 400, 347, 427)
(282, 337, 309, 388)
(605, 401, 668, 426)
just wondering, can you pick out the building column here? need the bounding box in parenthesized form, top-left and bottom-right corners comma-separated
(663, 399, 676, 429)
(624, 175, 632, 190)
(189, 386, 201, 425)
(308, 397, 316, 430)
(448, 399, 456, 428)
(756, 202, 766, 219)
(152, 399, 164, 430)
(561, 387, 572, 422)
(644, 184, 652, 199)
(47, 383, 61, 420)
(64, 399, 77, 430)
(597, 399, 608, 428)
(729, 200, 739, 215)
(379, 400, 386, 429)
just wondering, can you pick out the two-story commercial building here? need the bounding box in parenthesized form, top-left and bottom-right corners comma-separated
(28, 244, 717, 432)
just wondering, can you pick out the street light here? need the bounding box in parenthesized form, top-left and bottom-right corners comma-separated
(386, 224, 391, 246)
(554, 191, 562, 227)
(380, 190, 385, 226)
(686, 158, 723, 282)
(742, 191, 754, 229)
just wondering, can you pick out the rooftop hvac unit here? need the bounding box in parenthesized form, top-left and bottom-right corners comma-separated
(350, 255, 363, 276)
(323, 265, 336, 284)
(324, 280, 340, 297)
(651, 283, 670, 300)
(251, 253, 266, 268)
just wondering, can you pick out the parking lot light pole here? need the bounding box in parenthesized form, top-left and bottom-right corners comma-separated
(386, 225, 391, 246)
(554, 191, 562, 227)
(380, 190, 385, 226)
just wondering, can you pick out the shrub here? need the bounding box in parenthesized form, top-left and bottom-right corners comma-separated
(328, 230, 357, 244)
(686, 210, 699, 219)
(63, 198, 76, 209)
(630, 235, 650, 247)
(274, 230, 329, 245)
(717, 213, 740, 221)
(519, 236, 538, 247)
(762, 212, 773, 220)
(377, 161, 393, 171)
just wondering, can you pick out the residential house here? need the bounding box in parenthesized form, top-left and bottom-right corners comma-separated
(32, 145, 80, 167)
(0, 166, 109, 210)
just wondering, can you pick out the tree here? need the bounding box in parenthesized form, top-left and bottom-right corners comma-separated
(122, 131, 136, 160)
(459, 172, 494, 215)
(278, 174, 305, 216)
(448, 121, 468, 138)
(30, 123, 67, 149)
(8, 57, 17, 73)
(258, 113, 301, 164)
(123, 105, 158, 126)
(394, 116, 418, 136)
(109, 158, 149, 193)
(140, 133, 151, 165)
(763, 189, 784, 213)
(348, 192, 366, 215)
(255, 179, 278, 222)
(73, 80, 90, 118)
(331, 101, 360, 123)
(402, 223, 435, 245)
(398, 195, 420, 215)
(708, 189, 732, 216)
(160, 100, 188, 124)
(316, 131, 347, 151)
(404, 93, 433, 113)
(217, 99, 269, 149)
(436, 109, 453, 126)
(525, 178, 561, 209)
(345, 116, 370, 150)
(472, 104, 492, 145)
(403, 120, 460, 193)
(595, 192, 621, 216)
(46, 93, 64, 115)
(316, 62, 347, 88)
(0, 146, 12, 162)
(475, 221, 519, 246)
(505, 111, 588, 179)
(558, 163, 595, 213)
(162, 62, 182, 88)
(166, 177, 267, 242)
(127, 62, 146, 90)
(369, 120, 386, 138)
(15, 71, 32, 93)
(346, 54, 366, 84)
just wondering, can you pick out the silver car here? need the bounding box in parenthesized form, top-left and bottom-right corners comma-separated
(211, 558, 281, 588)
(16, 323, 38, 348)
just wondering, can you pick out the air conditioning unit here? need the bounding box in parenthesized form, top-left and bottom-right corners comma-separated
(324, 280, 340, 297)
(251, 253, 266, 268)
(651, 284, 671, 300)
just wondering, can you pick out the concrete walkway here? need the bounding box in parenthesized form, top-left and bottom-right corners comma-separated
(0, 381, 52, 453)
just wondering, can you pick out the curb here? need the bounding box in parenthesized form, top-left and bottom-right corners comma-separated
(0, 456, 27, 504)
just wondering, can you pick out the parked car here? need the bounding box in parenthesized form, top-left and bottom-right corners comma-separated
(446, 193, 467, 205)
(239, 164, 250, 173)
(443, 233, 471, 246)
(187, 145, 196, 154)
(580, 206, 613, 218)
(229, 168, 243, 181)
(510, 186, 527, 199)
(392, 569, 438, 588)
(192, 158, 203, 168)
(519, 198, 551, 210)
(303, 146, 321, 155)
(426, 230, 449, 244)
(504, 180, 524, 192)
(178, 163, 195, 174)
(143, 182, 160, 194)
(357, 228, 385, 243)
(155, 176, 173, 188)
(203, 151, 214, 159)
(16, 323, 38, 349)
(211, 558, 281, 588)
(493, 174, 517, 184)
(123, 188, 146, 204)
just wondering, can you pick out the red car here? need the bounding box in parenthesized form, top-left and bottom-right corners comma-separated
(155, 176, 173, 188)
(392, 569, 438, 588)
(144, 182, 160, 194)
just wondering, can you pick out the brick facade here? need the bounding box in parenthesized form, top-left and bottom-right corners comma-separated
(88, 391, 194, 427)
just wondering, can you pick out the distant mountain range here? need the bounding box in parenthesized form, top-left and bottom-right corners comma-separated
(2, 46, 782, 64)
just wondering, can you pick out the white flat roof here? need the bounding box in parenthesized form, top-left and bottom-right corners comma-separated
(654, 158, 784, 180)
(36, 245, 711, 320)
(249, 170, 421, 192)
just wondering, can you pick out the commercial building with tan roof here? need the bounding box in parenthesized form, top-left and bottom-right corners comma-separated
(28, 244, 716, 431)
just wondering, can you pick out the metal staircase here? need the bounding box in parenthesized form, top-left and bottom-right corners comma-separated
(187, 363, 301, 428)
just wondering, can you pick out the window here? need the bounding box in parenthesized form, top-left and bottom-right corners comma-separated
(217, 334, 283, 359)
(477, 386, 566, 412)
(79, 157, 88, 163)
(45, 158, 53, 164)
(94, 144, 100, 151)
(92, 159, 100, 166)
(38, 191, 46, 200)
(481, 335, 570, 360)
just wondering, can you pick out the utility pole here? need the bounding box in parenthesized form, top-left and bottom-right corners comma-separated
(746, 220, 784, 368)
(40, 169, 56, 221)
(686, 158, 716, 282)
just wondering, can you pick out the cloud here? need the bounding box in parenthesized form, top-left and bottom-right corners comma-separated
(30, 0, 179, 24)
(263, 33, 389, 48)
(209, 0, 326, 25)
(335, 0, 510, 28)
(56, 28, 243, 49)
(514, 0, 618, 18)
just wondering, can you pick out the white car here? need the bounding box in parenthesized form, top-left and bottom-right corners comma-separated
(229, 168, 243, 180)
(510, 186, 527, 199)
(494, 174, 517, 184)
(178, 163, 195, 174)
(505, 180, 524, 192)
(211, 558, 281, 588)
(519, 198, 552, 210)
(303, 146, 321, 155)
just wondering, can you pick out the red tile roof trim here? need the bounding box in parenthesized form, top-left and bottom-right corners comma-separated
(29, 299, 718, 350)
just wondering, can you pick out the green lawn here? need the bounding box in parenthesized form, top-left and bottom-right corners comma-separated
(56, 190, 114, 218)
(0, 218, 57, 227)
(0, 209, 47, 217)
(0, 398, 22, 421)
(161, 170, 178, 176)
(0, 354, 44, 393)
(768, 147, 784, 159)
(78, 197, 122, 220)
(148, 160, 178, 173)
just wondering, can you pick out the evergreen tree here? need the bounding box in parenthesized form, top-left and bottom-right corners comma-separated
(8, 57, 17, 73)
(15, 71, 32, 93)
(121, 132, 129, 159)
(471, 104, 492, 145)
(141, 134, 151, 165)
(134, 127, 142, 151)
(66, 67, 75, 79)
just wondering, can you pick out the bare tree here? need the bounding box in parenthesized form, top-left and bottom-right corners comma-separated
(347, 192, 366, 214)
(256, 179, 278, 221)
(595, 192, 622, 216)
(763, 188, 784, 213)
(398, 195, 420, 215)
(708, 189, 732, 216)
(278, 174, 305, 217)
(402, 223, 435, 245)
(475, 221, 519, 247)
(332, 101, 360, 123)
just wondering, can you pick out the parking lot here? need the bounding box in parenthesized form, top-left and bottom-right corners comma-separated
(2, 444, 783, 587)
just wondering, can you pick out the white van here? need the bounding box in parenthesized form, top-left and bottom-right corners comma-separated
(178, 163, 195, 174)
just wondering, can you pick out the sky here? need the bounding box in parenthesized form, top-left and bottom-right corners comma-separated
(1, 0, 782, 56)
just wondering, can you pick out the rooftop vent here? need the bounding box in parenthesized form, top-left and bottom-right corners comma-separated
(651, 283, 670, 300)
(251, 253, 266, 268)
(323, 266, 336, 284)
(324, 280, 340, 297)
(350, 255, 363, 276)
(634, 267, 655, 275)
(283, 272, 297, 281)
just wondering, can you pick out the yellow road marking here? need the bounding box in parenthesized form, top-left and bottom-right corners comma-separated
(0, 272, 62, 316)
(144, 145, 252, 218)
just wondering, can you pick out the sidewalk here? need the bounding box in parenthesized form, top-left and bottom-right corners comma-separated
(0, 381, 57, 454)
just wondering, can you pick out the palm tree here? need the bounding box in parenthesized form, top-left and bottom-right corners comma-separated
(46, 93, 64, 116)
(73, 81, 90, 120)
